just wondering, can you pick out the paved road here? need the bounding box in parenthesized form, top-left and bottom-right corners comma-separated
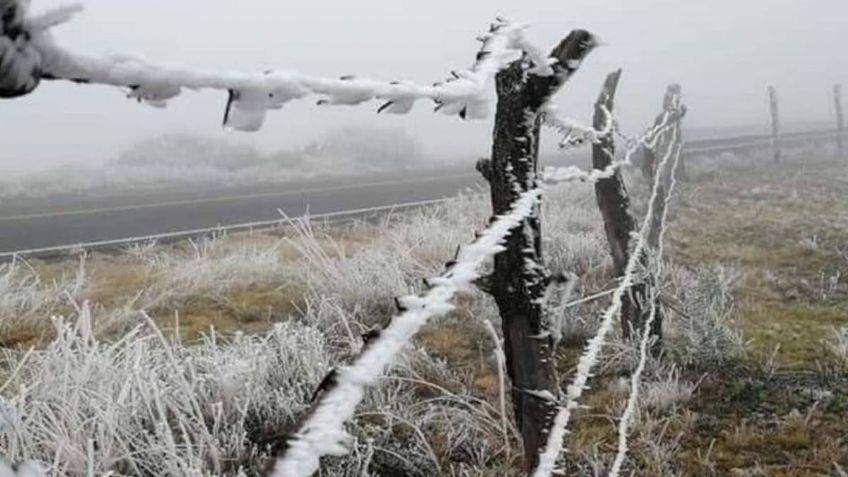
(0, 129, 838, 257)
(0, 172, 482, 255)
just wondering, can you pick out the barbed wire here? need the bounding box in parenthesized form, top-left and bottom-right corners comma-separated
(542, 103, 615, 149)
(540, 107, 676, 185)
(609, 125, 684, 477)
(532, 100, 685, 477)
(2, 2, 573, 131)
(2, 4, 699, 475)
(270, 189, 542, 477)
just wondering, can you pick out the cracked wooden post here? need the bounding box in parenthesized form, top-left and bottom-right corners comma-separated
(476, 30, 597, 473)
(835, 84, 844, 157)
(769, 85, 782, 163)
(590, 69, 644, 338)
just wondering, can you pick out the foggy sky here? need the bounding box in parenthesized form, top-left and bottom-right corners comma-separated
(1, 0, 846, 172)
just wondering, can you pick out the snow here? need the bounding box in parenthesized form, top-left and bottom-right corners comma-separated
(271, 189, 542, 477)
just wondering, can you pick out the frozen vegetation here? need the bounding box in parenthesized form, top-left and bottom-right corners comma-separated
(0, 155, 775, 475)
(3, 1, 845, 475)
(0, 134, 843, 476)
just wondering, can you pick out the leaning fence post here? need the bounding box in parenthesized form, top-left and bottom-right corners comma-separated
(592, 70, 629, 276)
(835, 84, 844, 157)
(590, 69, 642, 338)
(768, 85, 781, 163)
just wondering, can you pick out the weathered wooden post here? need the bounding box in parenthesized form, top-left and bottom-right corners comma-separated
(593, 70, 629, 278)
(665, 86, 687, 181)
(644, 85, 685, 349)
(648, 85, 685, 249)
(640, 85, 685, 182)
(590, 69, 645, 339)
(477, 30, 597, 473)
(768, 85, 782, 163)
(835, 84, 844, 157)
(593, 75, 684, 344)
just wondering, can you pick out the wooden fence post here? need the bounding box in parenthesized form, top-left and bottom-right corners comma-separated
(648, 84, 685, 248)
(769, 85, 781, 163)
(477, 30, 597, 473)
(640, 85, 685, 182)
(593, 70, 629, 276)
(590, 69, 645, 338)
(835, 84, 844, 157)
(644, 85, 685, 350)
(593, 78, 685, 345)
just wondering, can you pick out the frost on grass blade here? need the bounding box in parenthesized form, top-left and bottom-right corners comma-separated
(0, 459, 46, 477)
(0, 397, 18, 434)
(270, 189, 542, 477)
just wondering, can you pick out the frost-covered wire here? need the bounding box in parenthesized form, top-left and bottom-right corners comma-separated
(543, 103, 614, 149)
(541, 110, 676, 184)
(608, 126, 683, 477)
(271, 189, 542, 477)
(5, 4, 551, 130)
(532, 110, 684, 477)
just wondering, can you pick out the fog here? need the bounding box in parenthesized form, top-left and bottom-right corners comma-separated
(1, 0, 845, 173)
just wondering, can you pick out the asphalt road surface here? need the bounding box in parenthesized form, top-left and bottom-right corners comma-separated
(0, 129, 837, 257)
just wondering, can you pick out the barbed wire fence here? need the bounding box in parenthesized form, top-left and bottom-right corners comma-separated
(0, 1, 841, 477)
(0, 1, 705, 476)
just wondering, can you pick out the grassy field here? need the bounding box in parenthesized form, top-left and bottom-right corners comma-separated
(665, 153, 848, 476)
(671, 159, 848, 364)
(0, 144, 846, 476)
